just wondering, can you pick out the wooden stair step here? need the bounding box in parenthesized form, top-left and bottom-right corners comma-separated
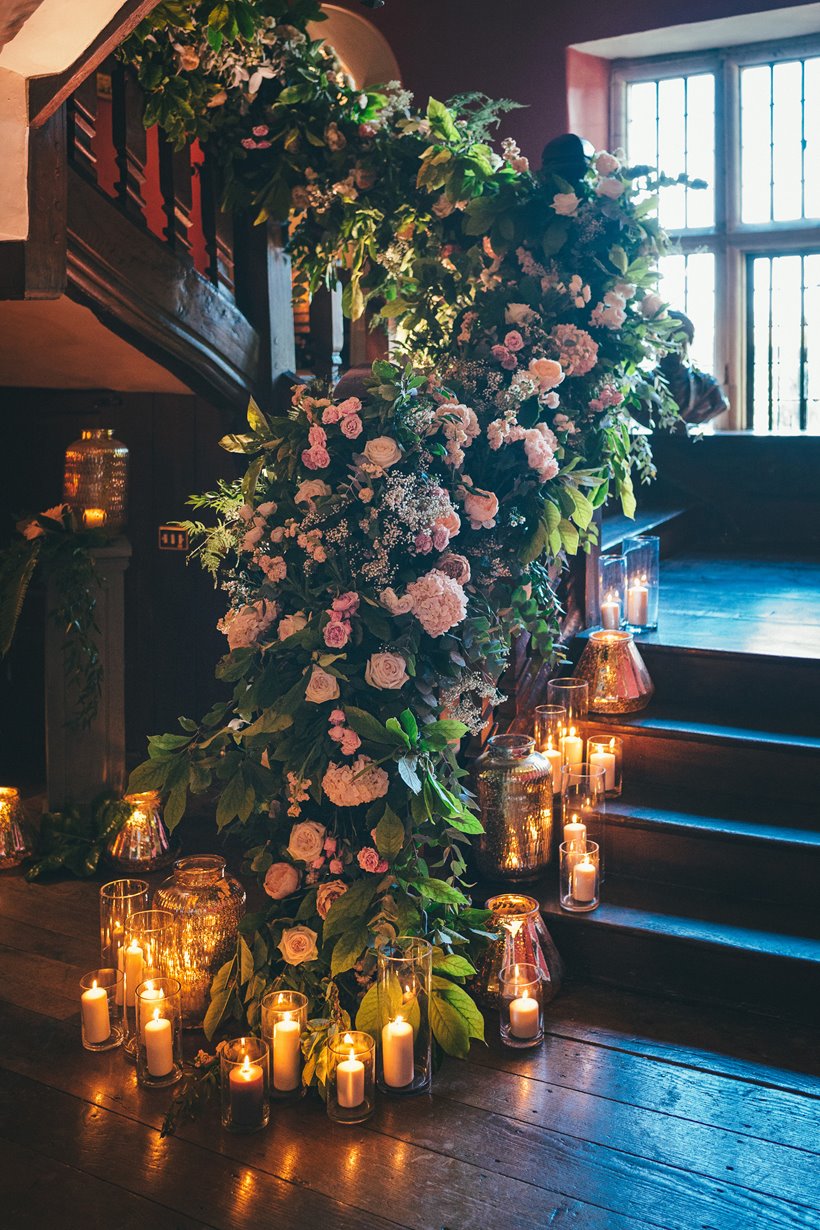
(600, 504, 691, 554)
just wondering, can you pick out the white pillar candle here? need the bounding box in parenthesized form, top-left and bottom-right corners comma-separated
(563, 816, 587, 849)
(381, 1015, 414, 1087)
(560, 726, 584, 768)
(509, 990, 539, 1039)
(138, 982, 165, 1039)
(115, 945, 125, 1006)
(589, 748, 616, 792)
(144, 1009, 173, 1077)
(542, 744, 563, 793)
(229, 1053, 265, 1127)
(273, 1013, 302, 1092)
(81, 980, 111, 1045)
(573, 860, 597, 903)
(337, 1039, 365, 1109)
(600, 598, 621, 630)
(124, 941, 143, 1008)
(626, 584, 649, 627)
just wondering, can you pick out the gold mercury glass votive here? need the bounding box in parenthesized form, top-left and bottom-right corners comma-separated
(474, 735, 554, 881)
(106, 791, 176, 873)
(0, 787, 35, 869)
(574, 630, 654, 715)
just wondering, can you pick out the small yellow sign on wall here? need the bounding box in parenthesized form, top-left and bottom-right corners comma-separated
(158, 526, 189, 552)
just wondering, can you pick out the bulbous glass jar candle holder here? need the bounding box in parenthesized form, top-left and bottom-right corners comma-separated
(575, 630, 655, 715)
(533, 705, 565, 793)
(623, 535, 660, 631)
(475, 734, 554, 881)
(221, 1037, 270, 1133)
(154, 855, 246, 1029)
(560, 840, 600, 913)
(561, 763, 606, 877)
(80, 969, 124, 1051)
(471, 893, 563, 1009)
(376, 937, 432, 1095)
(63, 428, 129, 533)
(261, 989, 308, 1099)
(327, 1029, 376, 1125)
(122, 908, 176, 1058)
(106, 791, 175, 874)
(135, 976, 183, 1088)
(499, 962, 544, 1049)
(0, 787, 35, 869)
(597, 554, 627, 630)
(587, 735, 623, 797)
(99, 880, 150, 1001)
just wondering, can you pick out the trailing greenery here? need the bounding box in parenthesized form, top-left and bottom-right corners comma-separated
(24, 795, 130, 880)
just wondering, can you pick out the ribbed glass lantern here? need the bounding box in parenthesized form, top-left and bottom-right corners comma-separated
(63, 428, 129, 533)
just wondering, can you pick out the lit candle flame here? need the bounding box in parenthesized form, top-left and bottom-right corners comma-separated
(92, 979, 98, 991)
(284, 1011, 292, 1023)
(343, 1032, 354, 1045)
(241, 1054, 252, 1079)
(152, 1007, 160, 1022)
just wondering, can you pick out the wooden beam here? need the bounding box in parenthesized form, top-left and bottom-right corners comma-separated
(0, 105, 65, 299)
(27, 0, 161, 129)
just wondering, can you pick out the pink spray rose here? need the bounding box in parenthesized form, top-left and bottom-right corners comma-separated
(436, 552, 471, 585)
(357, 846, 389, 874)
(324, 619, 351, 649)
(340, 414, 363, 439)
(504, 330, 525, 352)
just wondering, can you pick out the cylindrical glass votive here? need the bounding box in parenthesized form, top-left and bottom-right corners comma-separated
(134, 976, 183, 1088)
(623, 535, 659, 631)
(547, 677, 589, 732)
(376, 937, 432, 1095)
(221, 1037, 270, 1133)
(499, 962, 544, 1049)
(560, 840, 600, 912)
(327, 1029, 376, 1125)
(561, 763, 606, 876)
(260, 989, 308, 1099)
(122, 908, 176, 1058)
(533, 705, 565, 793)
(99, 880, 150, 1001)
(598, 554, 627, 630)
(587, 735, 623, 797)
(80, 969, 124, 1051)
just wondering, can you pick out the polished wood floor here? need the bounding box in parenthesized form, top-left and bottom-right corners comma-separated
(1, 872, 819, 1229)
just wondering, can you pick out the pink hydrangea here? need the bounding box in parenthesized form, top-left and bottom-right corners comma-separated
(406, 569, 468, 638)
(550, 324, 599, 376)
(357, 846, 389, 874)
(523, 426, 560, 483)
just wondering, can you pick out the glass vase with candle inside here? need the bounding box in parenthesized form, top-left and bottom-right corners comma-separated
(588, 735, 623, 797)
(533, 704, 565, 794)
(499, 962, 544, 1049)
(80, 969, 124, 1051)
(327, 1029, 376, 1125)
(376, 937, 432, 1095)
(221, 1037, 270, 1132)
(0, 787, 35, 869)
(560, 840, 600, 913)
(597, 554, 627, 631)
(546, 677, 589, 733)
(623, 535, 659, 631)
(470, 892, 563, 1009)
(153, 854, 246, 1029)
(99, 879, 149, 980)
(474, 734, 554, 881)
(63, 428, 129, 533)
(561, 763, 606, 879)
(135, 976, 183, 1088)
(122, 908, 176, 1059)
(575, 630, 654, 715)
(261, 989, 308, 1099)
(106, 791, 175, 873)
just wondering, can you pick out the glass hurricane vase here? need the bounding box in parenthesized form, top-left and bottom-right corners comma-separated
(470, 892, 563, 1009)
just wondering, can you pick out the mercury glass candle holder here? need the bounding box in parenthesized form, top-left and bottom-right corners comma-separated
(122, 908, 176, 1059)
(135, 976, 183, 1089)
(560, 840, 600, 913)
(471, 893, 563, 1008)
(327, 1029, 376, 1125)
(0, 787, 35, 869)
(63, 428, 129, 533)
(106, 791, 176, 873)
(99, 878, 150, 972)
(623, 535, 660, 631)
(154, 855, 246, 1029)
(597, 554, 627, 630)
(376, 937, 432, 1095)
(561, 763, 607, 878)
(80, 969, 124, 1051)
(499, 962, 544, 1049)
(261, 989, 308, 1099)
(588, 735, 623, 797)
(474, 734, 554, 881)
(221, 1037, 270, 1133)
(574, 630, 654, 715)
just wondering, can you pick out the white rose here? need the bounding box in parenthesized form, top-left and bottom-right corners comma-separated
(363, 436, 402, 470)
(278, 924, 319, 965)
(278, 612, 308, 641)
(305, 665, 340, 703)
(365, 652, 409, 690)
(504, 302, 536, 327)
(552, 192, 580, 217)
(640, 293, 666, 319)
(287, 820, 326, 862)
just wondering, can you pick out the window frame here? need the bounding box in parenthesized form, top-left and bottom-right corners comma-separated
(611, 34, 820, 432)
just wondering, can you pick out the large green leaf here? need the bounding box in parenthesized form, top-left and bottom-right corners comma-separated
(436, 983, 485, 1041)
(429, 989, 470, 1058)
(374, 807, 405, 860)
(416, 878, 469, 906)
(331, 923, 369, 976)
(322, 878, 377, 942)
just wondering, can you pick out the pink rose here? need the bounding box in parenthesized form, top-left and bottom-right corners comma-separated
(322, 405, 341, 424)
(329, 725, 345, 743)
(305, 665, 340, 704)
(365, 652, 409, 690)
(357, 846, 389, 873)
(340, 414, 363, 440)
(287, 820, 326, 863)
(462, 488, 500, 530)
(504, 330, 524, 352)
(337, 397, 362, 416)
(595, 151, 620, 175)
(301, 446, 330, 470)
(324, 619, 351, 649)
(552, 192, 580, 216)
(308, 425, 327, 447)
(295, 479, 331, 505)
(323, 836, 337, 853)
(329, 710, 345, 726)
(263, 862, 301, 900)
(332, 592, 360, 615)
(278, 925, 319, 965)
(329, 858, 343, 874)
(379, 588, 414, 616)
(363, 436, 402, 470)
(528, 358, 564, 392)
(436, 552, 471, 585)
(278, 611, 308, 641)
(595, 177, 624, 200)
(316, 879, 348, 920)
(241, 524, 264, 552)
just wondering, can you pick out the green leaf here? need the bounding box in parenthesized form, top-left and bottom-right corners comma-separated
(609, 244, 629, 274)
(216, 767, 254, 829)
(558, 519, 580, 555)
(127, 757, 172, 794)
(416, 878, 469, 906)
(322, 879, 377, 942)
(344, 706, 396, 746)
(239, 935, 254, 984)
(203, 987, 232, 1040)
(374, 807, 405, 860)
(568, 486, 594, 531)
(433, 954, 477, 978)
(429, 990, 471, 1059)
(426, 97, 459, 143)
(331, 923, 369, 976)
(437, 983, 485, 1041)
(355, 983, 380, 1037)
(341, 277, 365, 320)
(246, 396, 267, 433)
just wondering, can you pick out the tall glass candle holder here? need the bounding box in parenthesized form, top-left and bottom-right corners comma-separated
(376, 937, 432, 1095)
(122, 908, 176, 1059)
(327, 1029, 376, 1125)
(80, 969, 124, 1051)
(597, 554, 627, 630)
(261, 989, 308, 1099)
(547, 677, 589, 732)
(561, 763, 606, 877)
(221, 1037, 270, 1133)
(135, 976, 183, 1088)
(560, 840, 600, 912)
(499, 962, 544, 1049)
(99, 880, 150, 1004)
(587, 735, 623, 797)
(623, 535, 659, 631)
(533, 704, 565, 793)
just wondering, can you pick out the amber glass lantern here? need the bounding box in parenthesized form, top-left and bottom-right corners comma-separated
(106, 791, 175, 873)
(0, 787, 35, 869)
(474, 735, 554, 881)
(63, 428, 129, 533)
(575, 630, 654, 714)
(471, 892, 563, 1008)
(154, 855, 246, 1028)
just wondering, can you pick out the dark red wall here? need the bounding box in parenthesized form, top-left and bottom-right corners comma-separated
(337, 0, 818, 156)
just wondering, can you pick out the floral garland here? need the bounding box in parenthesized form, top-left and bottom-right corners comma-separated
(126, 8, 689, 1072)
